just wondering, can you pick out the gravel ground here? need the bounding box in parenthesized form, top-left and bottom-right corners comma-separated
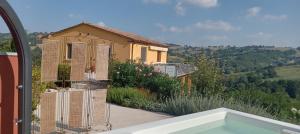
(92, 104, 172, 133)
(109, 104, 172, 129)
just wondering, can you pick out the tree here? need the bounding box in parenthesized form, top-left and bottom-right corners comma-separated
(31, 47, 42, 66)
(31, 66, 47, 120)
(192, 53, 224, 96)
(0, 39, 16, 52)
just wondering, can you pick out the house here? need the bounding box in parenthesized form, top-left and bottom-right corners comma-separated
(41, 22, 169, 66)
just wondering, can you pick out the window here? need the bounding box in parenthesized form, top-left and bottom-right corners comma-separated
(157, 51, 162, 62)
(141, 47, 147, 63)
(66, 43, 72, 60)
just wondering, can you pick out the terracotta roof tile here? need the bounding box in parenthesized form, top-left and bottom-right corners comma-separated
(43, 22, 169, 48)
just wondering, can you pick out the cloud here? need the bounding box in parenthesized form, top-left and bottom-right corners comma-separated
(68, 13, 82, 19)
(195, 20, 239, 31)
(156, 20, 239, 33)
(25, 5, 31, 9)
(206, 35, 228, 41)
(169, 26, 185, 32)
(175, 2, 186, 16)
(247, 6, 261, 17)
(156, 23, 168, 32)
(245, 7, 288, 22)
(155, 23, 190, 33)
(174, 0, 218, 16)
(248, 32, 273, 39)
(97, 21, 106, 27)
(143, 0, 169, 4)
(263, 14, 288, 21)
(184, 0, 218, 8)
(143, 0, 218, 16)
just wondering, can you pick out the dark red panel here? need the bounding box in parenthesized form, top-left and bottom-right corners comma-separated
(0, 54, 19, 134)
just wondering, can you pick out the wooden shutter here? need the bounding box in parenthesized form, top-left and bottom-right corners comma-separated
(95, 45, 109, 80)
(70, 43, 87, 81)
(41, 40, 60, 82)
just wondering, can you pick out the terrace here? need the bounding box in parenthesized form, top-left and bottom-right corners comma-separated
(103, 108, 300, 134)
(1, 0, 300, 134)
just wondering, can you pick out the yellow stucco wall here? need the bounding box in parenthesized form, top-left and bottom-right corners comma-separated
(131, 43, 167, 64)
(147, 49, 158, 64)
(161, 51, 167, 63)
(43, 24, 167, 65)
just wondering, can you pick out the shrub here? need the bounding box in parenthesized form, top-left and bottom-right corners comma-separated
(160, 95, 276, 119)
(57, 64, 71, 80)
(110, 61, 137, 87)
(143, 74, 181, 99)
(107, 87, 158, 110)
(57, 64, 71, 87)
(225, 89, 290, 115)
(110, 61, 181, 98)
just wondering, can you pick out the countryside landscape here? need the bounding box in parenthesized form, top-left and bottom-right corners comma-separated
(2, 32, 300, 125)
(1, 0, 300, 133)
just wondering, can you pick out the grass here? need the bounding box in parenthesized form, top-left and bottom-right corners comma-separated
(271, 65, 300, 80)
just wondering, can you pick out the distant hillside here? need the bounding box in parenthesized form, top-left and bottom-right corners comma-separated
(0, 33, 11, 39)
(0, 32, 48, 46)
(168, 45, 300, 74)
(166, 43, 181, 47)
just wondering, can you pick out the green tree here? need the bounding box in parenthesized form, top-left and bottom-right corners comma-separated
(31, 47, 42, 66)
(31, 66, 47, 120)
(0, 39, 16, 52)
(192, 53, 224, 96)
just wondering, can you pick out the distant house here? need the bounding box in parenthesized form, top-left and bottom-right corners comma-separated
(41, 22, 169, 66)
(154, 63, 197, 94)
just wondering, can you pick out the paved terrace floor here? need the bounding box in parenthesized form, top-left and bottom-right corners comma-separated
(92, 104, 172, 133)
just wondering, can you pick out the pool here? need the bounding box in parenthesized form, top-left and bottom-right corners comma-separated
(102, 108, 300, 134)
(172, 118, 277, 134)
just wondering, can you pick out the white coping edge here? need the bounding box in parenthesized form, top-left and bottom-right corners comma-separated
(99, 108, 300, 134)
(0, 52, 17, 56)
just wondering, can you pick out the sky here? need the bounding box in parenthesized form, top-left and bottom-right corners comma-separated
(2, 0, 300, 47)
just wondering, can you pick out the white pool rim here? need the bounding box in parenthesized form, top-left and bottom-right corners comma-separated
(100, 108, 300, 134)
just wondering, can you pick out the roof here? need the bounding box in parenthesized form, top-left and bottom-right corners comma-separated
(43, 22, 169, 48)
(153, 63, 197, 77)
(176, 64, 197, 77)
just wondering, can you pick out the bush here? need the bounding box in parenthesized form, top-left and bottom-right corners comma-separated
(106, 87, 276, 121)
(57, 64, 71, 80)
(160, 95, 276, 119)
(110, 61, 137, 87)
(107, 87, 159, 110)
(142, 74, 181, 99)
(110, 61, 181, 98)
(57, 64, 71, 87)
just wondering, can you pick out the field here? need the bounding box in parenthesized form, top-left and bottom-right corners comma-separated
(272, 65, 300, 80)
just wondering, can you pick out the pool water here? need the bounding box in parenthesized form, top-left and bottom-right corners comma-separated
(171, 118, 279, 134)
